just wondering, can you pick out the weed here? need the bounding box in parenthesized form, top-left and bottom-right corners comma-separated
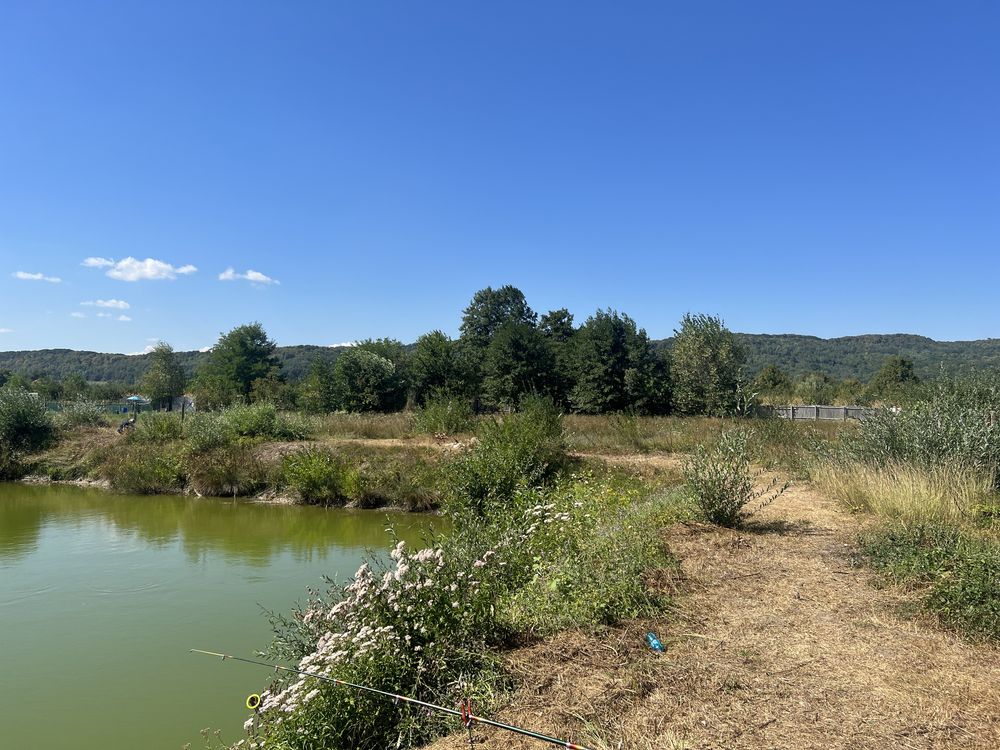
(683, 428, 788, 527)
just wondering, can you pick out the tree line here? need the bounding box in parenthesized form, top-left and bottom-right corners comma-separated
(1, 285, 924, 413)
(137, 286, 747, 416)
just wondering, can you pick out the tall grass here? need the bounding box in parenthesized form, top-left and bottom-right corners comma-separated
(812, 461, 993, 524)
(312, 412, 414, 440)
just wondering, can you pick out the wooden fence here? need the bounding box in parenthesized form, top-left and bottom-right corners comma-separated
(757, 405, 872, 421)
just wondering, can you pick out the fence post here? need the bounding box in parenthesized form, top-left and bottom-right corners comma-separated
(814, 405, 820, 420)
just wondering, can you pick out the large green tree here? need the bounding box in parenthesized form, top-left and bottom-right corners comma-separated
(354, 338, 410, 410)
(458, 285, 537, 402)
(539, 308, 577, 407)
(571, 309, 666, 414)
(332, 349, 399, 412)
(670, 313, 744, 416)
(482, 321, 555, 410)
(140, 342, 186, 410)
(195, 322, 281, 406)
(410, 331, 470, 405)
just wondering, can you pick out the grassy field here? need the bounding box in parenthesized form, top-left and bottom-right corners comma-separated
(5, 389, 1000, 747)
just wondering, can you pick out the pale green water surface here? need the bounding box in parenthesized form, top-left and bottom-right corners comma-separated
(0, 483, 443, 749)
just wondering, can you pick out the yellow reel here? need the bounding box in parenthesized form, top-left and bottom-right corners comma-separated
(246, 693, 262, 711)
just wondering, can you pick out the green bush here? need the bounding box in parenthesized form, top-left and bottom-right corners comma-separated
(0, 387, 55, 452)
(281, 447, 359, 505)
(188, 446, 270, 497)
(862, 523, 1000, 641)
(100, 443, 186, 494)
(412, 397, 475, 435)
(844, 371, 1000, 486)
(56, 400, 107, 430)
(505, 477, 678, 632)
(683, 428, 787, 527)
(250, 470, 683, 750)
(444, 396, 566, 516)
(129, 412, 184, 442)
(219, 402, 308, 441)
(185, 412, 234, 452)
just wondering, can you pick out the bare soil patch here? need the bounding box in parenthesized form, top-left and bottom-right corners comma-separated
(425, 482, 1000, 750)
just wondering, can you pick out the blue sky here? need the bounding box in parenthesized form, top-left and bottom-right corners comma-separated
(1, 1, 997, 353)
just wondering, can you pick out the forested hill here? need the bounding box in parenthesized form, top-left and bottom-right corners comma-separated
(0, 345, 346, 383)
(3, 333, 1000, 384)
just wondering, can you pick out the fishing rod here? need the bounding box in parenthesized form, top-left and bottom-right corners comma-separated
(191, 649, 595, 750)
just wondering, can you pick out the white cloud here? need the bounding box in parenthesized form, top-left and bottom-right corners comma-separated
(13, 271, 61, 283)
(82, 299, 130, 309)
(93, 256, 198, 281)
(70, 312, 86, 318)
(82, 257, 115, 268)
(328, 341, 357, 348)
(97, 312, 112, 318)
(117, 315, 132, 322)
(0, 327, 12, 333)
(199, 345, 212, 353)
(127, 345, 157, 356)
(219, 267, 279, 285)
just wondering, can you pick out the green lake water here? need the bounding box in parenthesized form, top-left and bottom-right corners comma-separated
(0, 483, 444, 749)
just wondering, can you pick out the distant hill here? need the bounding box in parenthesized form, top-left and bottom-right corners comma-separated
(3, 334, 1000, 385)
(0, 345, 347, 384)
(655, 333, 1000, 382)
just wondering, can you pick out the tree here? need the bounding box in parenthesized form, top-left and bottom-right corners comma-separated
(195, 322, 281, 405)
(459, 285, 537, 351)
(458, 285, 537, 402)
(62, 373, 88, 400)
(753, 364, 791, 400)
(482, 321, 555, 410)
(539, 309, 576, 406)
(670, 313, 745, 416)
(865, 355, 919, 403)
(332, 349, 399, 412)
(140, 342, 186, 410)
(571, 309, 666, 414)
(794, 372, 836, 404)
(354, 338, 409, 410)
(410, 331, 470, 405)
(299, 360, 339, 413)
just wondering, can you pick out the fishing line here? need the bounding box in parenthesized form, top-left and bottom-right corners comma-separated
(191, 648, 595, 750)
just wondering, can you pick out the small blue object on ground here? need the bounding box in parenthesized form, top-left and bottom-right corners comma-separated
(645, 632, 665, 652)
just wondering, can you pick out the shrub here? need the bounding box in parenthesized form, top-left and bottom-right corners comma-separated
(100, 442, 186, 494)
(0, 387, 55, 452)
(56, 399, 107, 430)
(412, 397, 475, 435)
(444, 396, 566, 516)
(862, 523, 1000, 641)
(843, 371, 1000, 486)
(185, 412, 234, 453)
(129, 412, 184, 442)
(281, 447, 359, 505)
(504, 477, 679, 632)
(188, 446, 270, 497)
(219, 402, 308, 441)
(683, 428, 787, 527)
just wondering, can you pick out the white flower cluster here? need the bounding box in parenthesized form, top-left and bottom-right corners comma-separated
(249, 501, 573, 739)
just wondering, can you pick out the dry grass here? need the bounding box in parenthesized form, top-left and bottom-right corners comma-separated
(423, 483, 1000, 750)
(311, 411, 416, 440)
(811, 460, 994, 524)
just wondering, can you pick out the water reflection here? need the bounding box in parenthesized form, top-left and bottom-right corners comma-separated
(0, 483, 443, 565)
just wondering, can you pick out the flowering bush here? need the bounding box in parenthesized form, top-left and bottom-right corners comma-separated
(244, 470, 681, 749)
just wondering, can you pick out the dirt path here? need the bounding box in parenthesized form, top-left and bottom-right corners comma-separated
(426, 481, 1000, 750)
